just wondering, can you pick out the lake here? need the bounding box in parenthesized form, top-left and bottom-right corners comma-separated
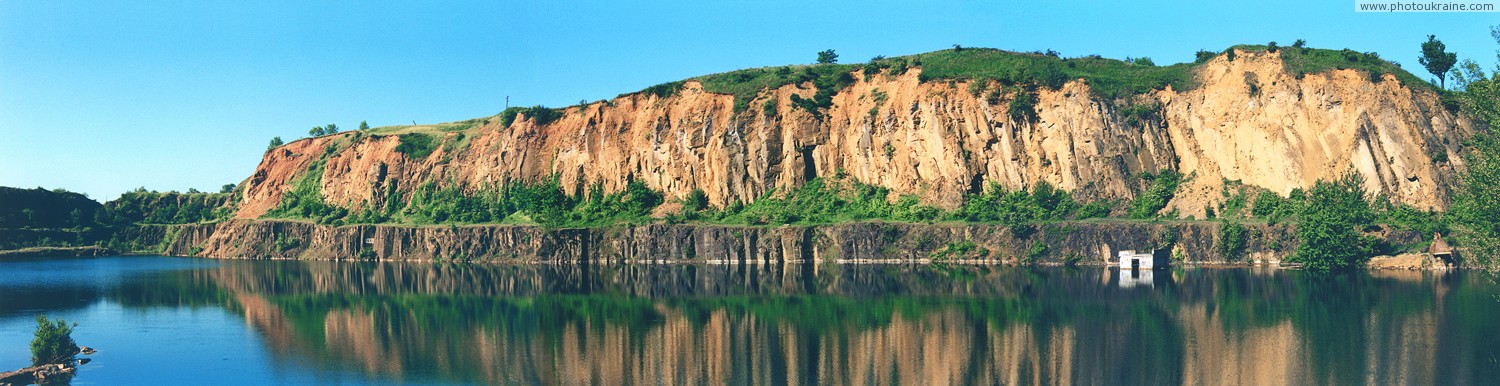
(1, 256, 1497, 385)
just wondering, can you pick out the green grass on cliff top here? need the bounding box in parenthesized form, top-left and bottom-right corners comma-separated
(647, 45, 1436, 109)
(374, 45, 1435, 128)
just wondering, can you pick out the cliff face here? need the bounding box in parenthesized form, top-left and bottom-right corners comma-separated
(169, 219, 1408, 266)
(235, 49, 1470, 219)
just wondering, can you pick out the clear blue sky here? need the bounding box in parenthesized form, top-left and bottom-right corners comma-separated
(2, 0, 1496, 201)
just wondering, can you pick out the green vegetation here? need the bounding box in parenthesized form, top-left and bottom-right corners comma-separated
(290, 175, 665, 228)
(1007, 90, 1037, 122)
(910, 48, 1194, 100)
(359, 121, 370, 131)
(263, 164, 347, 225)
(673, 177, 940, 225)
(1450, 26, 1500, 268)
(695, 63, 860, 113)
(104, 189, 234, 225)
(30, 315, 78, 366)
(955, 181, 1106, 235)
(0, 187, 103, 230)
(1291, 173, 1375, 271)
(1228, 44, 1431, 92)
(1420, 35, 1458, 88)
(931, 240, 982, 260)
(499, 105, 563, 127)
(634, 80, 686, 99)
(394, 133, 438, 160)
(1218, 221, 1248, 260)
(267, 136, 284, 151)
(1129, 171, 1182, 219)
(816, 49, 838, 64)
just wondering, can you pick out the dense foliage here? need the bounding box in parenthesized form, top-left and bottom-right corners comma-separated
(104, 190, 233, 225)
(1128, 171, 1182, 219)
(1291, 173, 1376, 272)
(393, 133, 438, 160)
(0, 187, 103, 229)
(30, 315, 78, 366)
(498, 105, 563, 127)
(1449, 26, 1500, 267)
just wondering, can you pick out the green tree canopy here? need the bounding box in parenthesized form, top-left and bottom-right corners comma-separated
(1420, 35, 1458, 88)
(30, 315, 78, 366)
(1293, 172, 1375, 272)
(817, 49, 838, 64)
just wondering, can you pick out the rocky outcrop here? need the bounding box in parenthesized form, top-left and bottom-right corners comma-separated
(0, 363, 75, 385)
(234, 49, 1470, 219)
(166, 219, 1388, 266)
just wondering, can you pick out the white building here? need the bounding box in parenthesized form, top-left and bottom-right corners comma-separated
(1118, 250, 1165, 270)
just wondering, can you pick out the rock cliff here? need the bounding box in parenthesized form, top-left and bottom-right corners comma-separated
(234, 48, 1471, 219)
(168, 219, 1424, 266)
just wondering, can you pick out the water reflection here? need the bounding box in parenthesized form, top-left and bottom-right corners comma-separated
(18, 258, 1500, 385)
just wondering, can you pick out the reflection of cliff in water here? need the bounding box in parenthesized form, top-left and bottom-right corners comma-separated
(118, 261, 1500, 385)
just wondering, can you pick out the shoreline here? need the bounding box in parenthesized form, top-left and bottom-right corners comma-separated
(0, 219, 1467, 270)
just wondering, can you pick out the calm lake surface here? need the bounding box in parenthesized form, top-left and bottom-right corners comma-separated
(1, 256, 1497, 385)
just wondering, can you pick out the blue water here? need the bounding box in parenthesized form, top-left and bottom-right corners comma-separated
(2, 255, 1498, 385)
(0, 256, 428, 385)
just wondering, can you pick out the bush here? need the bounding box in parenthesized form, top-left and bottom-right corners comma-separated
(394, 133, 437, 160)
(30, 315, 78, 366)
(1195, 50, 1217, 64)
(499, 105, 563, 127)
(1129, 171, 1182, 219)
(1218, 221, 1247, 260)
(267, 136, 284, 151)
(1008, 91, 1037, 123)
(638, 81, 685, 99)
(1292, 173, 1375, 271)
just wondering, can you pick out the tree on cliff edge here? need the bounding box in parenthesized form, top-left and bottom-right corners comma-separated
(1420, 35, 1457, 89)
(817, 49, 838, 64)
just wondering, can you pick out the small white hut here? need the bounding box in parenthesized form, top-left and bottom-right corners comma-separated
(1118, 250, 1165, 270)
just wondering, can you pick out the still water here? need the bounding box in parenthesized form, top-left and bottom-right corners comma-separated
(1, 256, 1497, 385)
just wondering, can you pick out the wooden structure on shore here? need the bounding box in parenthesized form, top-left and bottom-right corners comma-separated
(1431, 233, 1454, 265)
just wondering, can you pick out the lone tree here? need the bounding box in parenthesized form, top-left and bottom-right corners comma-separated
(267, 136, 284, 151)
(816, 49, 838, 64)
(30, 315, 78, 366)
(1293, 172, 1375, 272)
(1420, 35, 1458, 89)
(359, 120, 370, 131)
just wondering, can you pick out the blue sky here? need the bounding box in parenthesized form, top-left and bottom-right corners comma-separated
(2, 0, 1497, 201)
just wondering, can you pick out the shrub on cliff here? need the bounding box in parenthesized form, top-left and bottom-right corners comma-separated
(30, 315, 78, 366)
(394, 133, 437, 160)
(499, 106, 562, 127)
(1128, 171, 1182, 219)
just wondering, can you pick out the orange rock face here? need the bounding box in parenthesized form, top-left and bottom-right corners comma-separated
(234, 49, 1470, 219)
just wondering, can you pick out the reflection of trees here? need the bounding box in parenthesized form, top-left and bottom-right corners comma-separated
(104, 261, 1500, 385)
